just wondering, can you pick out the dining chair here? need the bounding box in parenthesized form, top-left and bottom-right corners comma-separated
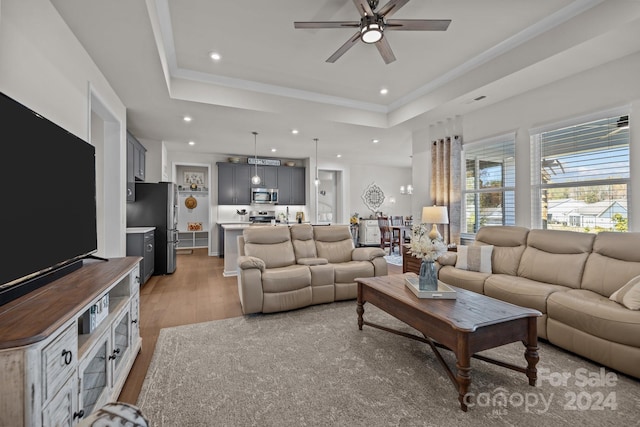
(377, 216, 395, 255)
(390, 216, 405, 248)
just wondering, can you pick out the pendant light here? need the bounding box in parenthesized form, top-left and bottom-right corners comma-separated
(251, 131, 261, 186)
(313, 138, 320, 186)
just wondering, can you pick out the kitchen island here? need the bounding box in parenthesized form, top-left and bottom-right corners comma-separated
(220, 223, 250, 277)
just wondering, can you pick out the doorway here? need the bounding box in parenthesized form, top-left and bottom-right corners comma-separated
(172, 163, 212, 253)
(316, 169, 340, 224)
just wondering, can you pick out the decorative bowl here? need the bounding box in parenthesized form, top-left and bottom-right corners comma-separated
(228, 157, 241, 163)
(285, 161, 295, 167)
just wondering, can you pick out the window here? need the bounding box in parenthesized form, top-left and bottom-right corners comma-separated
(530, 112, 630, 233)
(462, 135, 516, 234)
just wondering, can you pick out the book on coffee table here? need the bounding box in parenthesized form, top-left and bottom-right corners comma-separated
(405, 277, 457, 299)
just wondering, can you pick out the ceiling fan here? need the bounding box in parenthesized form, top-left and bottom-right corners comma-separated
(294, 0, 451, 64)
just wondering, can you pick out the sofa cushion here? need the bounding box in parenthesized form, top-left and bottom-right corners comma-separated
(517, 229, 594, 289)
(261, 265, 311, 293)
(243, 226, 296, 268)
(297, 258, 328, 266)
(484, 274, 570, 313)
(333, 261, 374, 284)
(290, 224, 318, 260)
(548, 289, 640, 347)
(476, 226, 529, 275)
(581, 232, 640, 297)
(438, 265, 489, 294)
(455, 245, 493, 273)
(609, 275, 640, 310)
(314, 226, 355, 263)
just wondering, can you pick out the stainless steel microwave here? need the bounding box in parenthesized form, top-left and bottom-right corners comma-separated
(251, 188, 278, 204)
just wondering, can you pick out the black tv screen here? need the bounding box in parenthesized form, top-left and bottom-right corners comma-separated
(0, 92, 97, 305)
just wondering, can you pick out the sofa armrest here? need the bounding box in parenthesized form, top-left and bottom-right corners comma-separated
(238, 255, 266, 271)
(298, 257, 329, 266)
(437, 252, 457, 266)
(352, 247, 387, 261)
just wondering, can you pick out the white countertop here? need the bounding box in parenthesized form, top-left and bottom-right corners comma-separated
(216, 220, 251, 225)
(126, 226, 156, 234)
(220, 223, 251, 230)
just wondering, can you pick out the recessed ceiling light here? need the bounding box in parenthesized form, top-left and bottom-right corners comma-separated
(188, 141, 195, 146)
(209, 52, 221, 61)
(183, 116, 192, 122)
(379, 88, 388, 95)
(291, 129, 299, 134)
(336, 154, 342, 158)
(372, 139, 379, 144)
(271, 148, 277, 153)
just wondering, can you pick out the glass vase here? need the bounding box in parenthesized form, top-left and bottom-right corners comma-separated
(418, 260, 438, 291)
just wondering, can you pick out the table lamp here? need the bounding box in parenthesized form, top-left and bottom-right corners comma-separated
(422, 206, 449, 241)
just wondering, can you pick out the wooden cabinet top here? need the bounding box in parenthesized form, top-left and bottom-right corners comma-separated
(0, 257, 141, 349)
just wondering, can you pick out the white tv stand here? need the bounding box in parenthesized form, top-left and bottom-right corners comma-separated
(0, 257, 142, 426)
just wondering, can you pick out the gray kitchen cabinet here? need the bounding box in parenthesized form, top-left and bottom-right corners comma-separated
(277, 166, 306, 205)
(126, 228, 155, 284)
(126, 132, 146, 201)
(126, 136, 135, 202)
(218, 162, 304, 205)
(217, 163, 252, 205)
(256, 166, 278, 189)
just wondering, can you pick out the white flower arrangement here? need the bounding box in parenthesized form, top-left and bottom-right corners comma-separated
(404, 223, 448, 262)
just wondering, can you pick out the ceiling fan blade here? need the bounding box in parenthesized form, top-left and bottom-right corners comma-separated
(385, 19, 451, 31)
(326, 31, 362, 63)
(352, 0, 374, 17)
(377, 0, 410, 18)
(294, 21, 360, 29)
(375, 36, 396, 64)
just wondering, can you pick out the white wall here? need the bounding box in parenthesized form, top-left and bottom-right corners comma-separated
(0, 0, 128, 256)
(348, 164, 412, 220)
(458, 51, 640, 231)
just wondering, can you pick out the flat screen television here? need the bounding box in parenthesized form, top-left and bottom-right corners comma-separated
(0, 91, 98, 306)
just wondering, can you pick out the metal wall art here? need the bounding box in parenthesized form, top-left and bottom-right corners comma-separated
(362, 182, 385, 212)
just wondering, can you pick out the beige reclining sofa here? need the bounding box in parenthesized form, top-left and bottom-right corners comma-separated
(237, 224, 387, 315)
(437, 226, 640, 379)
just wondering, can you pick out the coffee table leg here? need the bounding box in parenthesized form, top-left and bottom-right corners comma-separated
(357, 301, 364, 330)
(524, 317, 539, 386)
(456, 352, 472, 411)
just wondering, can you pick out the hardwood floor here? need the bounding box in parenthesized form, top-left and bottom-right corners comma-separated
(117, 248, 402, 404)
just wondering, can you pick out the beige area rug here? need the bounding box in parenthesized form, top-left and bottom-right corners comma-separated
(137, 301, 640, 426)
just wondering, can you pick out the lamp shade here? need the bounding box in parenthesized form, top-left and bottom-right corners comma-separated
(421, 206, 449, 225)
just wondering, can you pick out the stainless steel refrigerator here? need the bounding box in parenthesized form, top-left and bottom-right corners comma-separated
(126, 182, 178, 274)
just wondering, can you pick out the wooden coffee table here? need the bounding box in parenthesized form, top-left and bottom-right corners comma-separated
(356, 274, 541, 411)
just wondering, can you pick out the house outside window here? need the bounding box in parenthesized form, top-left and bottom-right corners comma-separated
(530, 111, 630, 233)
(462, 134, 516, 234)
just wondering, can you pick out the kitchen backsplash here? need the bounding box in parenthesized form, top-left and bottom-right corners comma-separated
(217, 205, 309, 223)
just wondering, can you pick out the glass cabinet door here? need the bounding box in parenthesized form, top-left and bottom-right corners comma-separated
(78, 337, 109, 417)
(111, 309, 131, 382)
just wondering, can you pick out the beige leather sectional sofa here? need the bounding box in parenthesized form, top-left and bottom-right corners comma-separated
(438, 226, 640, 379)
(236, 224, 387, 315)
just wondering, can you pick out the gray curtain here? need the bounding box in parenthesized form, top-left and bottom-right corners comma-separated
(430, 135, 462, 245)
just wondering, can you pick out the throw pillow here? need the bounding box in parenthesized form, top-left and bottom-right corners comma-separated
(455, 245, 493, 273)
(609, 275, 640, 310)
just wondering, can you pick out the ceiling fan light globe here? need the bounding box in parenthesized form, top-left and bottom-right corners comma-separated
(361, 23, 383, 44)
